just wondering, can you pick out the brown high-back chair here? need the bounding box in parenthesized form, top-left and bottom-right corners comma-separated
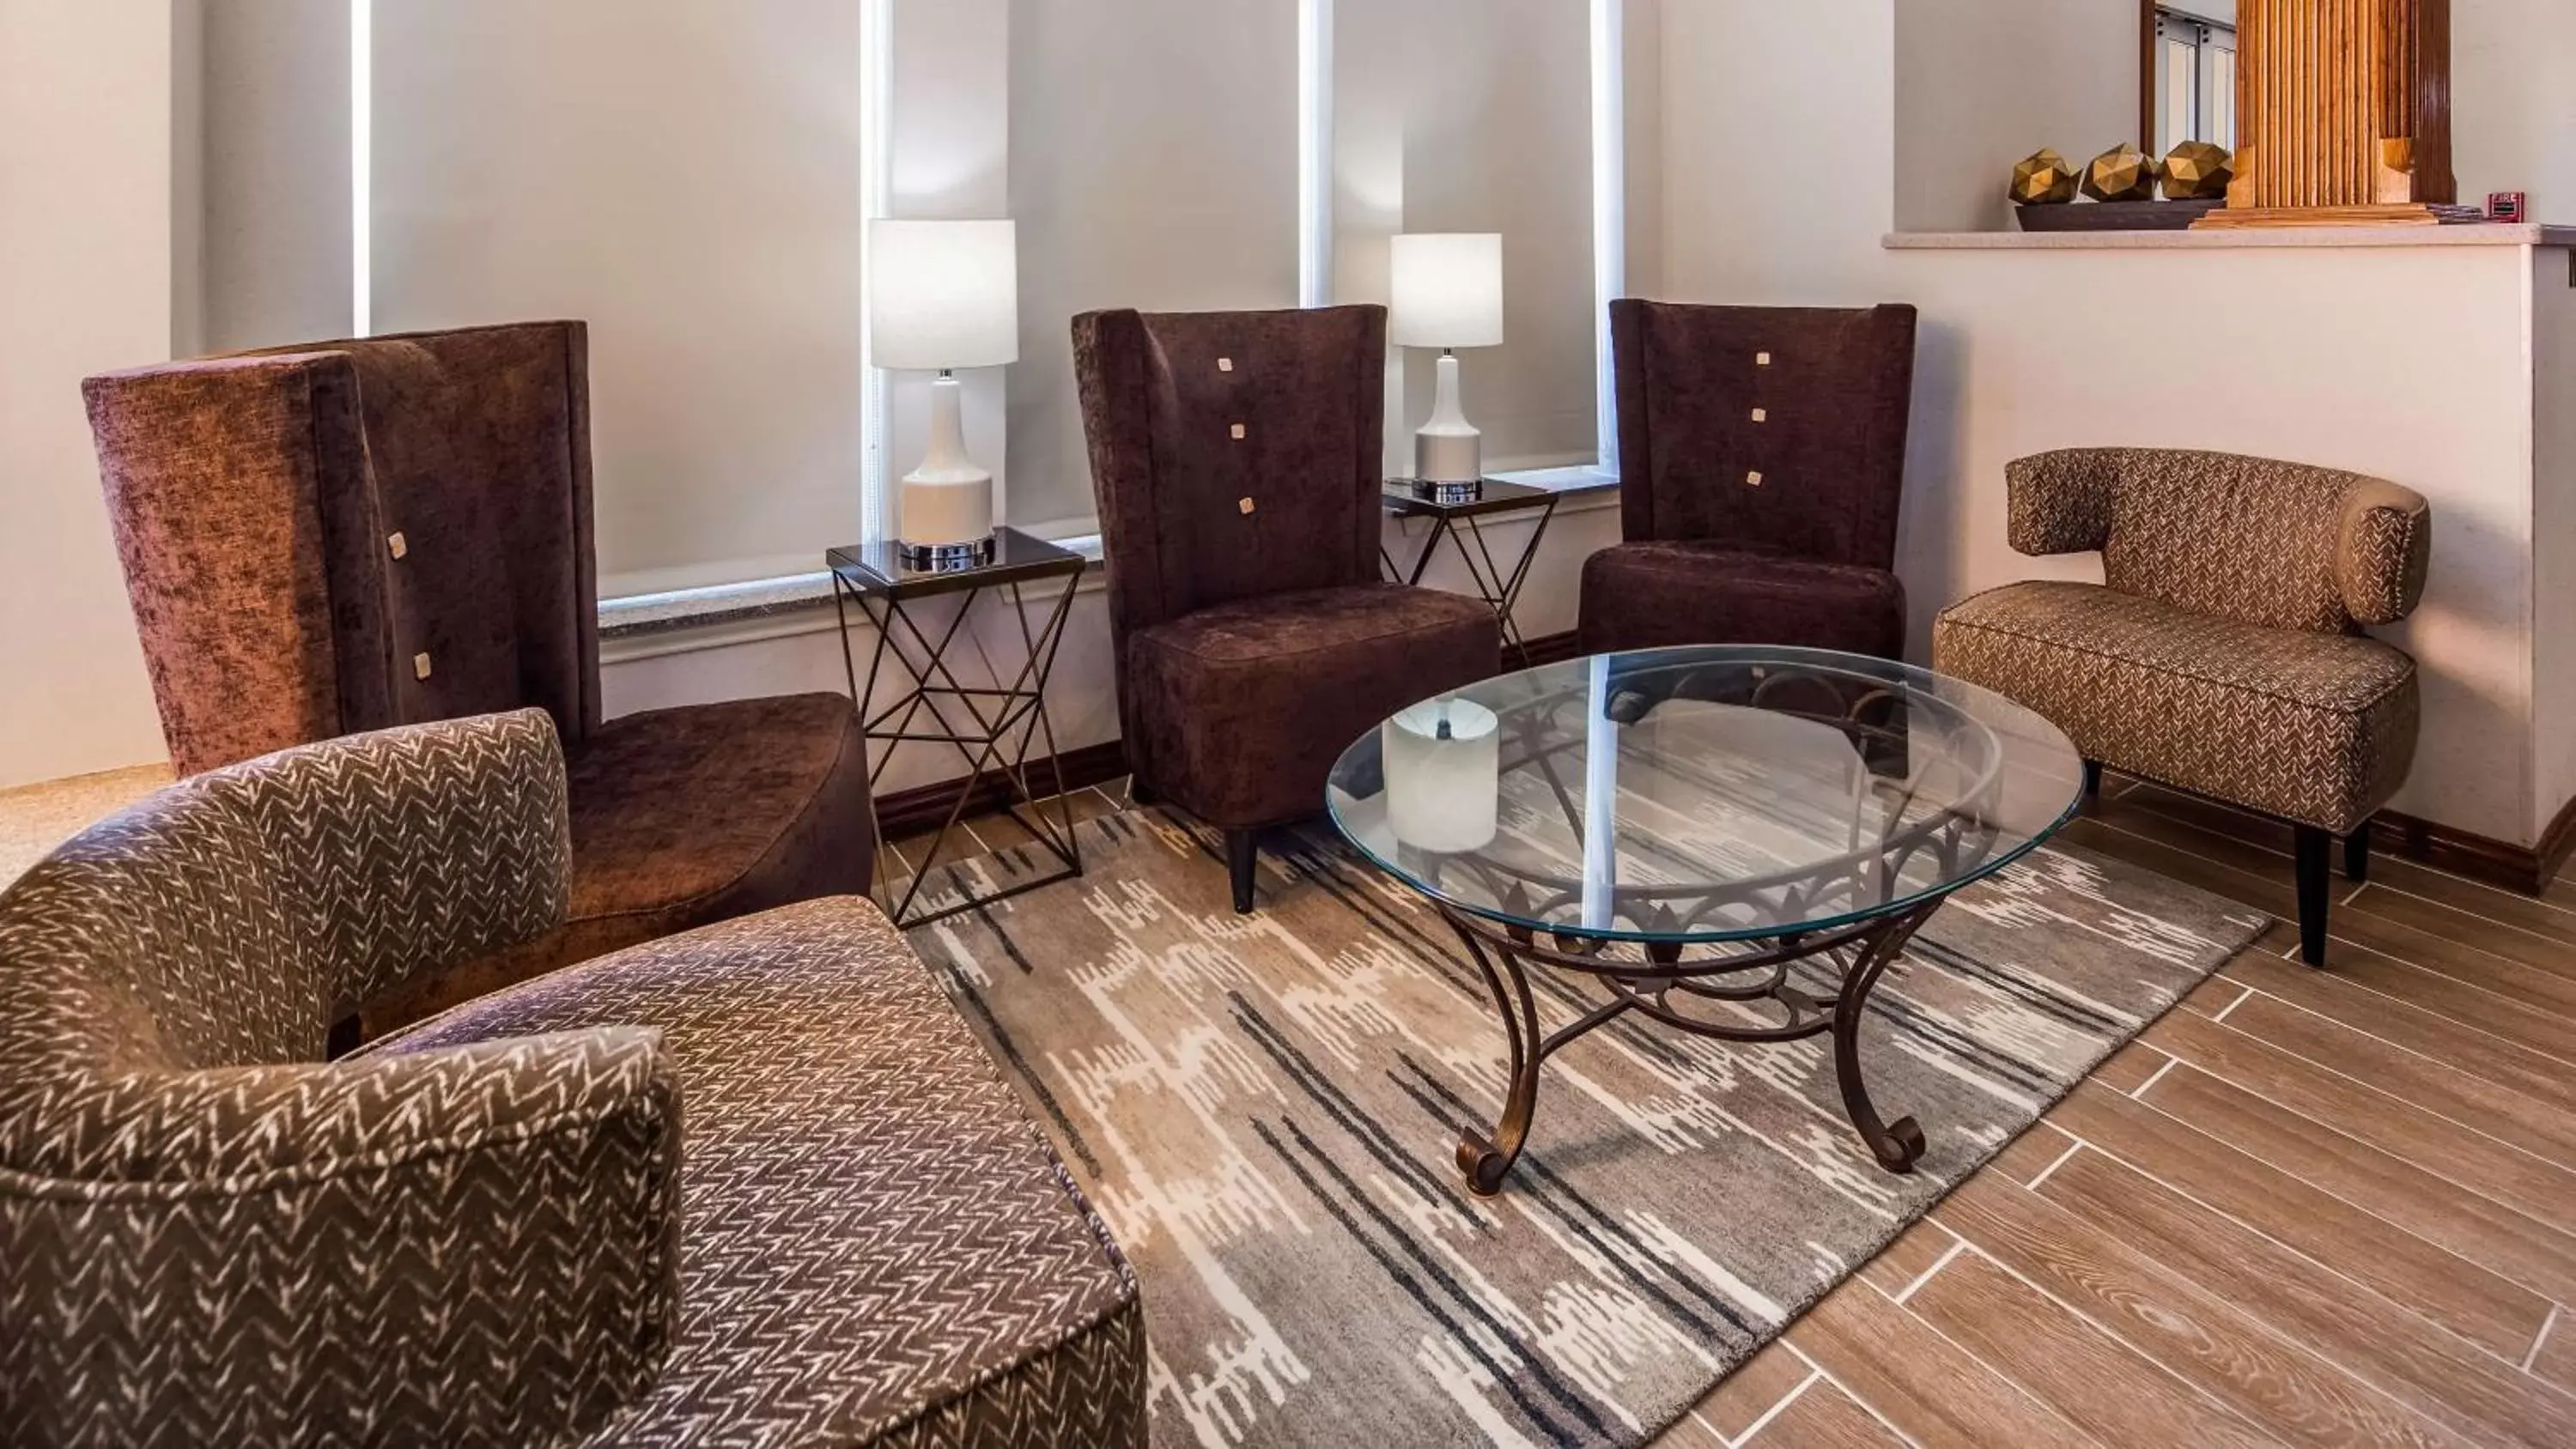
(1074, 305, 1500, 912)
(83, 322, 874, 1035)
(1582, 301, 1918, 658)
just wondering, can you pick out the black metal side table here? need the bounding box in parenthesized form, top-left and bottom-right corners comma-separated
(1381, 478, 1561, 667)
(827, 528, 1086, 927)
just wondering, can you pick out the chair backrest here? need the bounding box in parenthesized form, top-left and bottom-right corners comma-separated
(1611, 300, 1917, 568)
(0, 711, 569, 1088)
(85, 322, 600, 778)
(2006, 447, 2433, 633)
(1072, 305, 1388, 641)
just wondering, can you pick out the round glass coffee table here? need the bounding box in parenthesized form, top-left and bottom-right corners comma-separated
(1326, 645, 2085, 1194)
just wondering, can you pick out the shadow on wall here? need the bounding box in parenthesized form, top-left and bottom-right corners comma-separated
(1897, 316, 1969, 662)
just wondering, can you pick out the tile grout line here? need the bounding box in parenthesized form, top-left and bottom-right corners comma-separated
(2044, 1079, 2562, 1379)
(1891, 1240, 1971, 1307)
(2130, 1053, 2183, 1100)
(2178, 986, 2576, 1185)
(2208, 984, 2257, 1025)
(2024, 1138, 2087, 1193)
(2248, 931, 2576, 1074)
(1929, 1222, 2352, 1445)
(1778, 1339, 1928, 1449)
(2114, 782, 2576, 933)
(2086, 813, 2548, 984)
(2225, 962, 2576, 1081)
(1726, 1369, 1820, 1447)
(2523, 1304, 2561, 1374)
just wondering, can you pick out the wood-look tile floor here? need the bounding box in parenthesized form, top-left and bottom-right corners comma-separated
(911, 777, 2576, 1448)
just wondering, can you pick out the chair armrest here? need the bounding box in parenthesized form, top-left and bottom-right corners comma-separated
(2336, 478, 2432, 627)
(2004, 450, 2119, 557)
(0, 1028, 681, 1446)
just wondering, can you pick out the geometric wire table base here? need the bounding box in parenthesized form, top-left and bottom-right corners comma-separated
(1437, 893, 1936, 1196)
(831, 567, 1084, 928)
(1381, 488, 1560, 670)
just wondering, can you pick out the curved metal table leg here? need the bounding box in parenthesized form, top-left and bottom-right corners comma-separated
(1831, 905, 1938, 1173)
(1447, 918, 1545, 1197)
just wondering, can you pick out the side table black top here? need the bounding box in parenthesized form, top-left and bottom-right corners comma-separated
(1381, 477, 1556, 520)
(827, 526, 1085, 600)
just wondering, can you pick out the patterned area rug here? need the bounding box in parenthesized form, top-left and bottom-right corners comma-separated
(902, 809, 2264, 1447)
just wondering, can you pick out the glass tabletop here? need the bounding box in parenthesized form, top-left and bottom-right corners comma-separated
(1325, 646, 2086, 945)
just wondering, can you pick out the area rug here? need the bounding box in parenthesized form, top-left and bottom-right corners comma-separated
(901, 810, 2265, 1448)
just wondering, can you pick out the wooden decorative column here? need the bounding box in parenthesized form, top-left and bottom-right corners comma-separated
(2196, 0, 2461, 227)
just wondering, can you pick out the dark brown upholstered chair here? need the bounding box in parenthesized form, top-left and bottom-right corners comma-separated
(1074, 305, 1501, 912)
(0, 712, 1145, 1448)
(1935, 447, 2430, 967)
(1582, 301, 1918, 659)
(82, 323, 873, 1037)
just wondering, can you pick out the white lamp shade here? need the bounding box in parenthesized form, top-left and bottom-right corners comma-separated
(870, 219, 1020, 371)
(1390, 233, 1504, 350)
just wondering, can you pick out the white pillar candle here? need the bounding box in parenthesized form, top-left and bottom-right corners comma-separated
(1384, 697, 1501, 854)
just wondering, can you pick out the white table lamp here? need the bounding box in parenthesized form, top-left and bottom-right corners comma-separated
(871, 219, 1018, 568)
(1390, 233, 1504, 485)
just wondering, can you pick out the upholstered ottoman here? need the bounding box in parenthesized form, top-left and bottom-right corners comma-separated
(371, 897, 1146, 1447)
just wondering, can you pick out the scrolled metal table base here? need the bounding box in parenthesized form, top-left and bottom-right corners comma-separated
(1442, 895, 1941, 1196)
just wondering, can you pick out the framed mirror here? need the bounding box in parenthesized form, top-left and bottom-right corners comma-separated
(2144, 2, 2239, 158)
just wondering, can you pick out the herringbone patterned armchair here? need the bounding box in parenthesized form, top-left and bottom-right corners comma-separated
(0, 712, 1145, 1448)
(1934, 447, 2430, 967)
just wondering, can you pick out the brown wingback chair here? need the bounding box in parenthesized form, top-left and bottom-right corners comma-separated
(82, 322, 874, 1037)
(1935, 447, 2429, 967)
(1582, 301, 1918, 659)
(1073, 305, 1501, 912)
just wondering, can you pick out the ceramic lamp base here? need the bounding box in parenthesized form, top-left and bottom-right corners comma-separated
(1414, 351, 1482, 484)
(898, 373, 996, 563)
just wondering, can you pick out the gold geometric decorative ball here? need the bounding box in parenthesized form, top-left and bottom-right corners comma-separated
(2160, 141, 2234, 201)
(2010, 149, 2081, 206)
(2082, 143, 2161, 203)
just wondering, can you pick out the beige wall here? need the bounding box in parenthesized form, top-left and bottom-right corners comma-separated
(0, 0, 185, 790)
(2457, 0, 2576, 221)
(1894, 0, 2139, 234)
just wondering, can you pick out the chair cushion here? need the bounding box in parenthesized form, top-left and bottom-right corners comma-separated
(1578, 543, 1906, 658)
(359, 694, 875, 1036)
(369, 897, 1146, 1447)
(1127, 583, 1500, 829)
(1934, 581, 2418, 834)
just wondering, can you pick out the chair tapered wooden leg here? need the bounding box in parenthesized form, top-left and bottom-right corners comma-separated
(2081, 760, 2104, 801)
(2294, 826, 2331, 967)
(2343, 828, 2370, 883)
(1227, 829, 1259, 914)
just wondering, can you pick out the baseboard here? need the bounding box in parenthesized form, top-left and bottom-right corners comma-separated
(872, 628, 2573, 900)
(872, 739, 1133, 842)
(868, 632, 1586, 843)
(2379, 791, 2576, 898)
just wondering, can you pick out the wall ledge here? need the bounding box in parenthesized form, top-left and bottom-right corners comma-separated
(598, 476, 1625, 650)
(1885, 222, 2576, 252)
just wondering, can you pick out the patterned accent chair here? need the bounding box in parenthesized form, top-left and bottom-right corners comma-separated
(82, 322, 874, 1039)
(1934, 447, 2430, 967)
(1581, 301, 1918, 658)
(0, 712, 1145, 1448)
(1074, 305, 1502, 912)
